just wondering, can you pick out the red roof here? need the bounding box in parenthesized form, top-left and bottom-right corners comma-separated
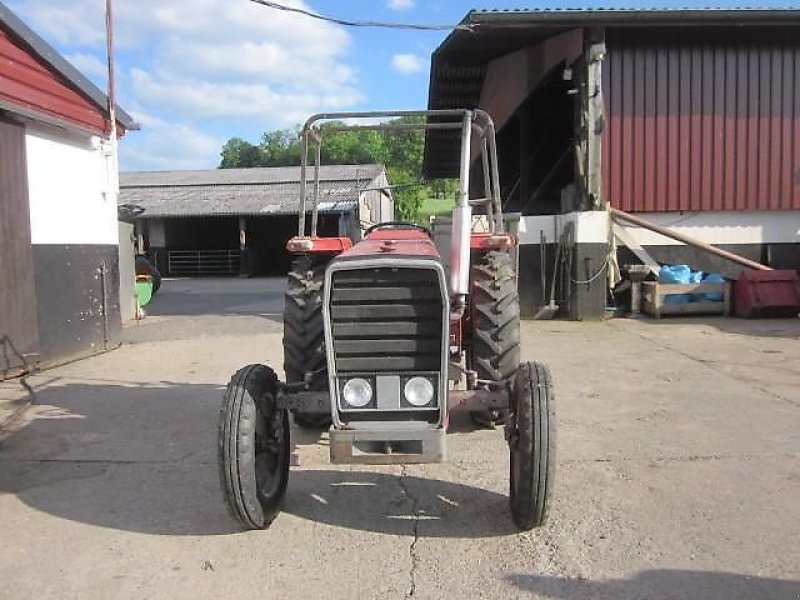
(0, 4, 136, 135)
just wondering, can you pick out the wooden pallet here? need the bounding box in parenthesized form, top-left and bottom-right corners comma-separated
(642, 281, 731, 319)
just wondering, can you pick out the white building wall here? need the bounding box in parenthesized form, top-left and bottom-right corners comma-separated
(118, 221, 137, 321)
(25, 123, 119, 246)
(519, 210, 800, 246)
(620, 211, 800, 246)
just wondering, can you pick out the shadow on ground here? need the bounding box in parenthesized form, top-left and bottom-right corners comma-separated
(1, 378, 514, 538)
(507, 570, 800, 600)
(145, 278, 285, 318)
(285, 469, 516, 538)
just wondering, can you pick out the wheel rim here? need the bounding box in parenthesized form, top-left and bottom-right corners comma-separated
(254, 395, 285, 501)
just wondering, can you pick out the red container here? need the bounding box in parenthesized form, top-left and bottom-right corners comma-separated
(734, 270, 800, 318)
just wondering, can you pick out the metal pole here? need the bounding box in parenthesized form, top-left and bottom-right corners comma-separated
(105, 0, 116, 140)
(457, 112, 472, 208)
(298, 131, 309, 236)
(450, 112, 474, 302)
(310, 140, 322, 237)
(474, 110, 505, 233)
(481, 138, 494, 233)
(100, 261, 109, 350)
(104, 0, 119, 201)
(610, 207, 772, 271)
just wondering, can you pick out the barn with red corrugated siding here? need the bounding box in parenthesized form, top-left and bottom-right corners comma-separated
(424, 8, 800, 319)
(0, 1, 138, 372)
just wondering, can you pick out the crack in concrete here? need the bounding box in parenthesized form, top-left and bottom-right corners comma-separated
(0, 452, 197, 467)
(397, 465, 420, 598)
(616, 325, 800, 409)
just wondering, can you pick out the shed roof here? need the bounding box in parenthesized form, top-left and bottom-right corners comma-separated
(119, 164, 385, 218)
(0, 1, 137, 132)
(424, 7, 800, 178)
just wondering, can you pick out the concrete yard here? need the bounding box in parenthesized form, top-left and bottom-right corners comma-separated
(1, 278, 798, 599)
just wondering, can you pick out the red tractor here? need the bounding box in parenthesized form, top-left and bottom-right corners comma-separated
(217, 110, 555, 531)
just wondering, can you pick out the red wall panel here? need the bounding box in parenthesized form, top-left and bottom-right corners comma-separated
(0, 27, 107, 134)
(602, 30, 800, 212)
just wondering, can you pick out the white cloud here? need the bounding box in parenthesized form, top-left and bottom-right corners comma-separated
(13, 0, 365, 163)
(391, 53, 424, 75)
(7, 0, 106, 46)
(387, 0, 415, 10)
(119, 112, 223, 171)
(130, 69, 363, 126)
(65, 52, 107, 80)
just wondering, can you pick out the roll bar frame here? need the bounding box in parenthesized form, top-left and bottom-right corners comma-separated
(297, 109, 504, 237)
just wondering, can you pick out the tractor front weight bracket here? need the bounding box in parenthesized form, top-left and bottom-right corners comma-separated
(277, 390, 330, 414)
(447, 388, 510, 412)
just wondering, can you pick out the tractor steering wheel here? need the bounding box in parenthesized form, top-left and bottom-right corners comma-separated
(364, 221, 431, 238)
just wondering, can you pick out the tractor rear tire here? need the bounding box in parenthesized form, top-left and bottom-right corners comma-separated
(469, 250, 520, 427)
(509, 361, 556, 530)
(218, 364, 290, 530)
(284, 254, 331, 429)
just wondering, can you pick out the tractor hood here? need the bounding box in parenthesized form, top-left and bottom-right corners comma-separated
(339, 229, 441, 260)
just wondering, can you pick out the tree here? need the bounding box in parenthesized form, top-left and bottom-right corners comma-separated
(260, 129, 302, 166)
(218, 115, 441, 221)
(220, 138, 263, 168)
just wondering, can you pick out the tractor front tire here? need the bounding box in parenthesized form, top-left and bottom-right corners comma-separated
(284, 255, 331, 429)
(470, 250, 521, 427)
(218, 364, 290, 530)
(508, 361, 556, 530)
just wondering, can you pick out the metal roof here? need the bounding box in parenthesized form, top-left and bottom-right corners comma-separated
(423, 7, 800, 178)
(0, 1, 138, 131)
(119, 165, 385, 218)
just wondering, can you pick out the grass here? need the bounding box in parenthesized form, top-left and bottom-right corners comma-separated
(417, 197, 454, 224)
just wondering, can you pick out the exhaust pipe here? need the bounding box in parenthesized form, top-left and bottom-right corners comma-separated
(450, 112, 473, 316)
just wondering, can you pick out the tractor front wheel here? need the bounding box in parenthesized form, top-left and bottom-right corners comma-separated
(508, 361, 556, 530)
(218, 364, 290, 530)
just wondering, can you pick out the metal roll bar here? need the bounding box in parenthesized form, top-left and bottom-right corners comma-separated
(296, 109, 505, 238)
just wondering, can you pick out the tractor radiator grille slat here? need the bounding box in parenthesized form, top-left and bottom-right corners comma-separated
(330, 267, 444, 373)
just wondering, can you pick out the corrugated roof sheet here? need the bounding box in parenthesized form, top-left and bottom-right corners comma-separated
(119, 164, 384, 218)
(120, 164, 383, 187)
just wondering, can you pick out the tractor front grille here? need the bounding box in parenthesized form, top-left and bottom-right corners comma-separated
(328, 267, 445, 374)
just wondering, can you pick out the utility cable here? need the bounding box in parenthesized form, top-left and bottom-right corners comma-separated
(249, 0, 475, 31)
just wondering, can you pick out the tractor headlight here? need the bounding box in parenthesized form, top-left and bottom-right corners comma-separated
(404, 377, 435, 407)
(342, 378, 373, 408)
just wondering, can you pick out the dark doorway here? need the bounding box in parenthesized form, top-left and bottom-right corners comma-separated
(163, 217, 240, 276)
(164, 216, 239, 250)
(246, 213, 341, 276)
(246, 215, 295, 276)
(0, 116, 40, 373)
(499, 64, 577, 216)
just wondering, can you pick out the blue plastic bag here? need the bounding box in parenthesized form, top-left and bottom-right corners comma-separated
(702, 273, 726, 301)
(689, 270, 704, 302)
(659, 264, 691, 304)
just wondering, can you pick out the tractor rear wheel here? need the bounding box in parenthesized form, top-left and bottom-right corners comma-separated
(469, 250, 520, 427)
(218, 364, 290, 530)
(283, 254, 331, 428)
(508, 361, 556, 530)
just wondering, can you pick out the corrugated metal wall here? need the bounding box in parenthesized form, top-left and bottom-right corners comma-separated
(603, 29, 800, 212)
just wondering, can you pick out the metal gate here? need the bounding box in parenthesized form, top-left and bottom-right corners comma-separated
(0, 117, 40, 375)
(168, 250, 241, 275)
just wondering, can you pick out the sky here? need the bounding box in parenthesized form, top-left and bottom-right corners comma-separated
(7, 0, 796, 172)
